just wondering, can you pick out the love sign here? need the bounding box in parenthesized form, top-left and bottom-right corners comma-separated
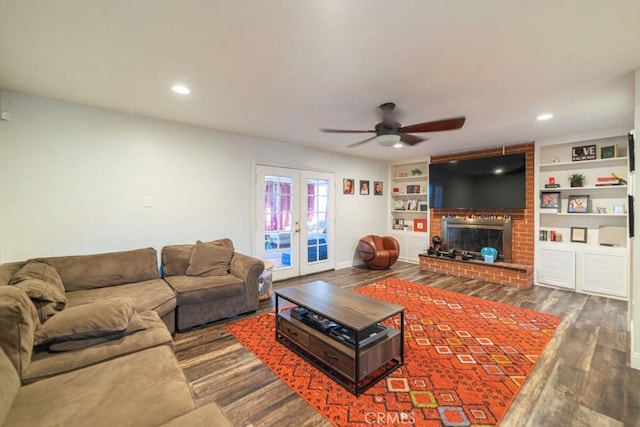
(572, 144, 596, 161)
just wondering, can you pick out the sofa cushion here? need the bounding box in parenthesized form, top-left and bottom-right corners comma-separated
(164, 274, 244, 305)
(186, 240, 234, 277)
(5, 346, 195, 427)
(9, 260, 67, 322)
(65, 279, 177, 318)
(0, 287, 39, 376)
(35, 298, 135, 347)
(43, 247, 160, 291)
(47, 311, 147, 352)
(23, 311, 172, 383)
(162, 239, 234, 277)
(0, 348, 20, 426)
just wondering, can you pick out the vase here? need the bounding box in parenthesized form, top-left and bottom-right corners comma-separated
(570, 181, 583, 187)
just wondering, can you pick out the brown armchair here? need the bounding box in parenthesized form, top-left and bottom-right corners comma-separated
(357, 235, 400, 269)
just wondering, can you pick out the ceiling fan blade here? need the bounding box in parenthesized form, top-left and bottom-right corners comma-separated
(400, 133, 427, 146)
(347, 135, 378, 148)
(320, 128, 376, 134)
(400, 116, 466, 133)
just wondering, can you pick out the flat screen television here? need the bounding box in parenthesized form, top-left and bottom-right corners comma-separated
(429, 153, 527, 209)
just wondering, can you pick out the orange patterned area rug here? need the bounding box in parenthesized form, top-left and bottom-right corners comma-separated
(227, 278, 561, 426)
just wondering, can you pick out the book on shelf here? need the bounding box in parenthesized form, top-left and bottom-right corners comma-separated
(544, 184, 561, 188)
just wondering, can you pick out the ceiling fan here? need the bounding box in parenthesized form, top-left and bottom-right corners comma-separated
(321, 102, 466, 148)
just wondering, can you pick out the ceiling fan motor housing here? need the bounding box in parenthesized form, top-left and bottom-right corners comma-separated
(375, 122, 401, 136)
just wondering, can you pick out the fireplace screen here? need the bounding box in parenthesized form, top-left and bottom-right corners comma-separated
(442, 218, 512, 262)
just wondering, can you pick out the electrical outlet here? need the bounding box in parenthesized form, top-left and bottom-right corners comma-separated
(144, 197, 152, 207)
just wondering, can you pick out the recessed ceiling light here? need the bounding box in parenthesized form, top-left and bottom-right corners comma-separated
(171, 84, 191, 95)
(494, 168, 504, 174)
(393, 142, 403, 148)
(536, 113, 553, 121)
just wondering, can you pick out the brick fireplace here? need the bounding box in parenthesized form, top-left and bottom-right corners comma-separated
(420, 143, 535, 288)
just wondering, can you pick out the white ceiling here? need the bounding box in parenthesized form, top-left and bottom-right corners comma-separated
(1, 1, 639, 160)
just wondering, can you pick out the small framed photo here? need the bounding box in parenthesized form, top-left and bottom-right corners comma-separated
(567, 195, 589, 213)
(418, 201, 428, 211)
(406, 199, 418, 211)
(406, 184, 420, 194)
(540, 192, 560, 208)
(374, 181, 383, 196)
(613, 204, 625, 214)
(394, 200, 406, 210)
(570, 227, 587, 243)
(359, 180, 370, 195)
(596, 207, 607, 214)
(600, 144, 618, 159)
(392, 218, 404, 230)
(343, 179, 354, 194)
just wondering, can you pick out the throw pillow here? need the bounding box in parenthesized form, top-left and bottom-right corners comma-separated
(186, 239, 234, 277)
(0, 286, 40, 376)
(9, 260, 67, 322)
(35, 298, 135, 347)
(47, 312, 147, 352)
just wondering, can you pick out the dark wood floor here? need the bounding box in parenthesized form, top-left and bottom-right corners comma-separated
(174, 262, 640, 427)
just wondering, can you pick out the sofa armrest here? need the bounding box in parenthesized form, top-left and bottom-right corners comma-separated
(161, 402, 232, 427)
(230, 253, 264, 305)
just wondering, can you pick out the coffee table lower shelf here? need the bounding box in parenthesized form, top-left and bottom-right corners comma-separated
(276, 311, 403, 396)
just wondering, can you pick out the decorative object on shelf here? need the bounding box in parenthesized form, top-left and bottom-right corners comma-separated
(600, 144, 618, 159)
(595, 175, 622, 186)
(570, 227, 587, 243)
(394, 200, 406, 210)
(413, 219, 427, 232)
(567, 195, 589, 213)
(374, 181, 383, 196)
(359, 180, 370, 195)
(392, 218, 404, 230)
(552, 155, 561, 163)
(572, 144, 596, 161)
(568, 172, 586, 187)
(410, 168, 423, 176)
(548, 176, 555, 185)
(392, 187, 400, 193)
(480, 247, 498, 264)
(596, 207, 607, 214)
(399, 172, 409, 177)
(406, 199, 418, 211)
(418, 201, 428, 211)
(406, 184, 420, 194)
(613, 204, 625, 214)
(540, 192, 560, 209)
(611, 172, 627, 185)
(343, 178, 354, 194)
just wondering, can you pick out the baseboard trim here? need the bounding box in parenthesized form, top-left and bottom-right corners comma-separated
(336, 260, 364, 270)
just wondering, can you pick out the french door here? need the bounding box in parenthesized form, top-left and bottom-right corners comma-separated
(255, 165, 335, 281)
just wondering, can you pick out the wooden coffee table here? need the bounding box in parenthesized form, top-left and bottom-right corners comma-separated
(275, 280, 404, 396)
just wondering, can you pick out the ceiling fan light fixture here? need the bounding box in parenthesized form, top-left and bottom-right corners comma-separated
(393, 142, 403, 148)
(536, 113, 553, 121)
(376, 134, 401, 147)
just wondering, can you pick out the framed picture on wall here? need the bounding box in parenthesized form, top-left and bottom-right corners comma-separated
(359, 180, 370, 195)
(374, 181, 383, 195)
(343, 178, 354, 194)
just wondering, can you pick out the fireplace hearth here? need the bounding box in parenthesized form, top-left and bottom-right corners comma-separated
(441, 217, 512, 262)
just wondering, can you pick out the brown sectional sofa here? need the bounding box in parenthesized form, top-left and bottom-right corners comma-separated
(162, 239, 264, 331)
(0, 242, 265, 427)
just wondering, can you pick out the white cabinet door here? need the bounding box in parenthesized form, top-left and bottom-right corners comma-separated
(536, 246, 576, 289)
(407, 234, 429, 263)
(582, 248, 628, 298)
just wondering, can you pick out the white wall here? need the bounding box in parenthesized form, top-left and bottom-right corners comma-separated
(0, 91, 388, 266)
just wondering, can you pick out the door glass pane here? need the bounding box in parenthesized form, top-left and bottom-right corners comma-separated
(264, 175, 293, 269)
(306, 178, 329, 263)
